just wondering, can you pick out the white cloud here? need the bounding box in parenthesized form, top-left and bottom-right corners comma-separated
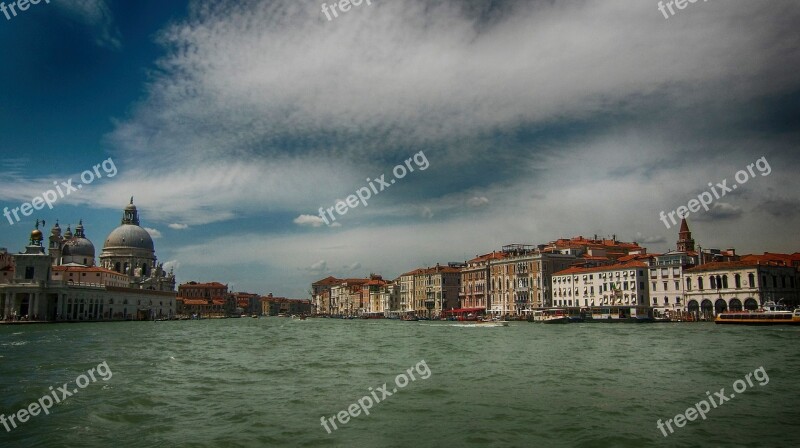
(162, 260, 181, 272)
(342, 262, 362, 271)
(168, 223, 189, 230)
(293, 214, 325, 228)
(304, 260, 330, 275)
(144, 227, 162, 239)
(467, 196, 490, 207)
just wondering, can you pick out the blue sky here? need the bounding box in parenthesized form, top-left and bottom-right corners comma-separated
(1, 0, 799, 297)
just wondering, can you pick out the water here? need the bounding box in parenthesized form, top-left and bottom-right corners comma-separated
(1, 319, 799, 447)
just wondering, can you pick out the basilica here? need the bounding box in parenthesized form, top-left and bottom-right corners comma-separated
(0, 199, 177, 321)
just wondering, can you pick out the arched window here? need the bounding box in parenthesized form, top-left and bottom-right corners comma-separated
(710, 276, 717, 289)
(734, 274, 741, 288)
(748, 273, 755, 287)
(722, 275, 728, 289)
(686, 277, 692, 291)
(698, 277, 704, 290)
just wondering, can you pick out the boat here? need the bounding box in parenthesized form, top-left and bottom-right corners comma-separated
(715, 301, 800, 325)
(454, 319, 509, 327)
(478, 319, 509, 327)
(532, 308, 570, 324)
(582, 306, 654, 323)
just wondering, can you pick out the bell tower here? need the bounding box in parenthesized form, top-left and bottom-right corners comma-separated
(677, 218, 695, 252)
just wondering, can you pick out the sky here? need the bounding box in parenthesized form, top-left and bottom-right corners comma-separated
(0, 0, 798, 298)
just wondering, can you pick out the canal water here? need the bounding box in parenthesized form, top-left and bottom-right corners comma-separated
(1, 319, 798, 447)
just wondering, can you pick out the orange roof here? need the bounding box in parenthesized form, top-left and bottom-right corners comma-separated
(180, 298, 209, 306)
(467, 251, 508, 264)
(739, 253, 800, 266)
(179, 281, 227, 288)
(313, 276, 341, 286)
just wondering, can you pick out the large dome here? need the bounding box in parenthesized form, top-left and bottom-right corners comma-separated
(104, 224, 154, 251)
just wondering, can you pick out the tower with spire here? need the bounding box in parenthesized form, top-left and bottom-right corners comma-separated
(677, 218, 695, 253)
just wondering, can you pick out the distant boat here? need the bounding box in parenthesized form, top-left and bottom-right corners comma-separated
(715, 301, 800, 325)
(532, 309, 570, 324)
(583, 306, 654, 323)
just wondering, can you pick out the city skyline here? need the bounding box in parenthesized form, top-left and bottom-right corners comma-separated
(1, 0, 799, 298)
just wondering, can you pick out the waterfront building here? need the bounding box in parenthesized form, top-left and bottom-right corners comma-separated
(460, 251, 506, 311)
(329, 278, 370, 316)
(363, 276, 397, 317)
(552, 261, 650, 308)
(683, 261, 799, 319)
(493, 245, 578, 316)
(398, 269, 422, 315)
(397, 265, 460, 317)
(177, 281, 229, 317)
(261, 295, 312, 316)
(311, 275, 341, 315)
(1, 200, 177, 321)
(232, 292, 262, 315)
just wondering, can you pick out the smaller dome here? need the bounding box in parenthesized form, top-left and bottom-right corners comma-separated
(63, 238, 96, 258)
(31, 229, 43, 241)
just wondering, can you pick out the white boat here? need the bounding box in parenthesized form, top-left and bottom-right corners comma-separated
(532, 309, 570, 324)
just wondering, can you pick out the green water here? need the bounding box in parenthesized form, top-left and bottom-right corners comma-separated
(1, 319, 799, 447)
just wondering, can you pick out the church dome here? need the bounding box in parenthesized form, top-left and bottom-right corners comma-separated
(102, 198, 155, 252)
(63, 237, 96, 257)
(104, 225, 155, 251)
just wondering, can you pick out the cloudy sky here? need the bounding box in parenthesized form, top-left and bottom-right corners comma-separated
(1, 0, 798, 297)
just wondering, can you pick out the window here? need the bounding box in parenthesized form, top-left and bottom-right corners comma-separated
(686, 278, 692, 291)
(748, 273, 755, 287)
(698, 277, 704, 290)
(24, 266, 35, 279)
(710, 276, 717, 289)
(735, 274, 741, 288)
(652, 282, 657, 291)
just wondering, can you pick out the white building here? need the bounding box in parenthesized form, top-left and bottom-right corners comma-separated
(683, 261, 799, 318)
(552, 261, 650, 308)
